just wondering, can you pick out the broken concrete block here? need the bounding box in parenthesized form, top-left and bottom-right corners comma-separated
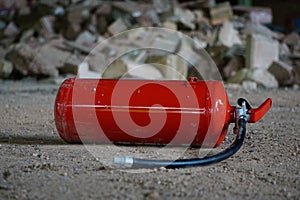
(193, 37, 207, 49)
(146, 10, 161, 26)
(268, 61, 294, 86)
(102, 59, 127, 79)
(0, 20, 6, 31)
(87, 52, 107, 73)
(233, 6, 273, 24)
(209, 2, 233, 25)
(219, 21, 242, 47)
(6, 41, 75, 78)
(174, 7, 196, 30)
(60, 55, 82, 75)
(6, 43, 59, 77)
(179, 38, 221, 80)
(223, 56, 244, 79)
(77, 62, 101, 79)
(243, 23, 274, 39)
(64, 40, 93, 55)
(19, 29, 35, 43)
(3, 22, 20, 37)
(153, 0, 171, 14)
(95, 4, 113, 34)
(294, 65, 300, 85)
(163, 55, 188, 80)
(227, 68, 278, 88)
(151, 33, 181, 54)
(62, 22, 82, 40)
(0, 60, 13, 78)
(194, 10, 204, 22)
(242, 81, 257, 90)
(59, 6, 91, 40)
(112, 1, 141, 15)
(37, 43, 72, 69)
(206, 45, 228, 69)
(5, 44, 33, 76)
(283, 32, 300, 46)
(246, 34, 279, 69)
(145, 55, 188, 80)
(124, 61, 163, 80)
(95, 15, 108, 35)
(108, 18, 128, 35)
(279, 43, 291, 57)
(249, 68, 278, 88)
(39, 15, 55, 38)
(75, 31, 97, 45)
(67, 7, 90, 25)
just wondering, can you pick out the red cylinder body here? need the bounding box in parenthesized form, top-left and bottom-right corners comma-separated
(54, 78, 235, 147)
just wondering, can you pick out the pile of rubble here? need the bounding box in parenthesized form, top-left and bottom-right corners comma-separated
(0, 0, 299, 88)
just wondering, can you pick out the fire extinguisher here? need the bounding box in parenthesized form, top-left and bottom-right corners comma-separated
(54, 77, 272, 168)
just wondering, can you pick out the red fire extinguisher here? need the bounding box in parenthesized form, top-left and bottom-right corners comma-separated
(54, 77, 272, 168)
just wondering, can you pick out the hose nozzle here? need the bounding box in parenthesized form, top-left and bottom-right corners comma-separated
(114, 157, 134, 168)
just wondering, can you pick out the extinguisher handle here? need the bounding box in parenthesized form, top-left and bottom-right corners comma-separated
(247, 98, 272, 123)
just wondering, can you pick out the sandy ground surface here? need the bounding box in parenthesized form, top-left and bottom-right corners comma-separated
(0, 78, 299, 200)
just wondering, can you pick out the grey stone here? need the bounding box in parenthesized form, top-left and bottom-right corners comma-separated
(209, 2, 233, 25)
(268, 61, 294, 86)
(228, 68, 278, 88)
(174, 7, 196, 30)
(243, 23, 274, 38)
(108, 18, 128, 35)
(102, 59, 127, 79)
(242, 81, 257, 90)
(0, 60, 13, 78)
(6, 43, 72, 77)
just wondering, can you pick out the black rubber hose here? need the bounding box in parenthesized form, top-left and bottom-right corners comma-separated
(130, 118, 247, 169)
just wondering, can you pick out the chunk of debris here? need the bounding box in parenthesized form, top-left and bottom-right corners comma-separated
(163, 21, 177, 30)
(268, 61, 294, 86)
(174, 7, 196, 30)
(219, 20, 242, 47)
(38, 15, 55, 38)
(145, 55, 188, 80)
(102, 59, 127, 79)
(151, 33, 181, 53)
(95, 4, 113, 34)
(3, 22, 20, 37)
(283, 32, 300, 46)
(108, 18, 128, 35)
(60, 55, 82, 75)
(0, 60, 13, 78)
(246, 34, 279, 69)
(242, 81, 257, 90)
(124, 61, 163, 80)
(77, 62, 101, 79)
(75, 31, 97, 45)
(228, 68, 278, 88)
(233, 6, 273, 24)
(209, 2, 233, 26)
(243, 23, 274, 39)
(6, 41, 75, 78)
(223, 56, 244, 79)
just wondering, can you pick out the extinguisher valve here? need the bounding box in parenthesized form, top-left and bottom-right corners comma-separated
(236, 99, 249, 121)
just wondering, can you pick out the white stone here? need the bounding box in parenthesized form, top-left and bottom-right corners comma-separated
(219, 21, 242, 47)
(246, 34, 279, 69)
(77, 62, 101, 79)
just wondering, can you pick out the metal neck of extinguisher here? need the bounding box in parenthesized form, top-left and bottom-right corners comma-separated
(114, 99, 250, 169)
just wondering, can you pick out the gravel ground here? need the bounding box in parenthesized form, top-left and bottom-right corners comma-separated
(0, 78, 299, 200)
